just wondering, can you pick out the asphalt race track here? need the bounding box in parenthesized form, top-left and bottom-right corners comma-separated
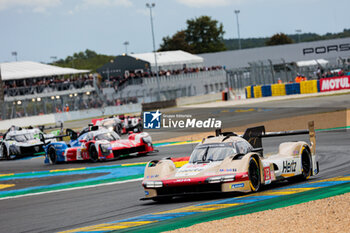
(0, 95, 349, 233)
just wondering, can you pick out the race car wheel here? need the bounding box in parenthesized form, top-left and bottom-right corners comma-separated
(116, 124, 122, 135)
(48, 146, 57, 164)
(301, 147, 312, 180)
(248, 157, 261, 192)
(137, 124, 143, 133)
(89, 145, 98, 163)
(0, 145, 8, 159)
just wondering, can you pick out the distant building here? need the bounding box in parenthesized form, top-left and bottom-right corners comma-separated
(97, 55, 150, 78)
(129, 50, 204, 71)
(199, 37, 350, 69)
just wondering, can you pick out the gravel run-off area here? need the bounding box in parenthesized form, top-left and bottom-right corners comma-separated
(167, 192, 350, 233)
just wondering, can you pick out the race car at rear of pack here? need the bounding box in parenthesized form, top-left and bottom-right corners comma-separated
(0, 126, 58, 159)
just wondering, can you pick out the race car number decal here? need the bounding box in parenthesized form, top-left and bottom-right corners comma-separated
(264, 167, 271, 180)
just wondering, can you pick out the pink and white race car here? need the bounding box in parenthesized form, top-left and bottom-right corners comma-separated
(43, 126, 154, 164)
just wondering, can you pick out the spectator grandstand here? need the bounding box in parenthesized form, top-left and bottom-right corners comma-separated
(99, 65, 224, 92)
(1, 61, 91, 98)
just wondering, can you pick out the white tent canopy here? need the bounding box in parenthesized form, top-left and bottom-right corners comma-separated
(295, 59, 329, 67)
(0, 61, 90, 81)
(129, 50, 204, 70)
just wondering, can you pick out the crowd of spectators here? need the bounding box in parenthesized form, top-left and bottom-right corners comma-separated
(4, 74, 94, 97)
(3, 66, 224, 97)
(101, 66, 224, 91)
(316, 67, 350, 79)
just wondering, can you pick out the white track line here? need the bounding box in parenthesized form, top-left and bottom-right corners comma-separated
(0, 178, 143, 201)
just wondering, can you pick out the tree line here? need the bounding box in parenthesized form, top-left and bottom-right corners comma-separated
(52, 15, 350, 70)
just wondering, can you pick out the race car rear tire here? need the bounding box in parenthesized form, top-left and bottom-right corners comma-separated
(89, 145, 98, 163)
(248, 156, 261, 192)
(1, 145, 8, 159)
(48, 146, 57, 164)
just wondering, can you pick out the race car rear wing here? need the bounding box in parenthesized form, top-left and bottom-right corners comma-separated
(242, 121, 316, 155)
(39, 133, 69, 145)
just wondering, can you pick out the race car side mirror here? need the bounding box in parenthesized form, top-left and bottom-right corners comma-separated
(79, 139, 87, 143)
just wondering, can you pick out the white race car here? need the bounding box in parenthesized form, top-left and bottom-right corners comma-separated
(0, 126, 57, 159)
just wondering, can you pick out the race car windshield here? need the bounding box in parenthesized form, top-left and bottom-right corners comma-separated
(10, 133, 35, 142)
(94, 131, 120, 141)
(189, 143, 237, 163)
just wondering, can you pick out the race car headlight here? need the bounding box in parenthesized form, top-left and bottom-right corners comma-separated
(206, 175, 235, 184)
(100, 143, 112, 153)
(142, 135, 152, 144)
(143, 181, 163, 188)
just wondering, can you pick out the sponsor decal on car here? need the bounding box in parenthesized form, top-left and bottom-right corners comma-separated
(175, 178, 191, 182)
(283, 160, 297, 173)
(220, 168, 237, 172)
(231, 183, 244, 189)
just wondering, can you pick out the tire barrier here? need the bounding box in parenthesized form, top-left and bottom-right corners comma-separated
(271, 84, 286, 96)
(245, 76, 350, 98)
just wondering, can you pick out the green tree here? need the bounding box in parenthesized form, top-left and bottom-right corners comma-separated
(265, 33, 293, 46)
(159, 16, 226, 54)
(53, 49, 115, 72)
(185, 16, 226, 53)
(159, 30, 193, 53)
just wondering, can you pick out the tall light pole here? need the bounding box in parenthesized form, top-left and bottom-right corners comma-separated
(234, 10, 241, 50)
(11, 51, 18, 61)
(146, 2, 161, 102)
(295, 29, 302, 43)
(123, 41, 129, 54)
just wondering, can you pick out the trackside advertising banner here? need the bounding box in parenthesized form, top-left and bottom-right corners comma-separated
(320, 76, 350, 92)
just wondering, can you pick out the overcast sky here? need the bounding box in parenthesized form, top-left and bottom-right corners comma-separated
(0, 0, 348, 63)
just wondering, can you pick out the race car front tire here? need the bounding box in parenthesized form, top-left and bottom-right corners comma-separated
(89, 145, 98, 163)
(248, 156, 261, 192)
(291, 147, 312, 182)
(48, 146, 57, 164)
(137, 124, 143, 133)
